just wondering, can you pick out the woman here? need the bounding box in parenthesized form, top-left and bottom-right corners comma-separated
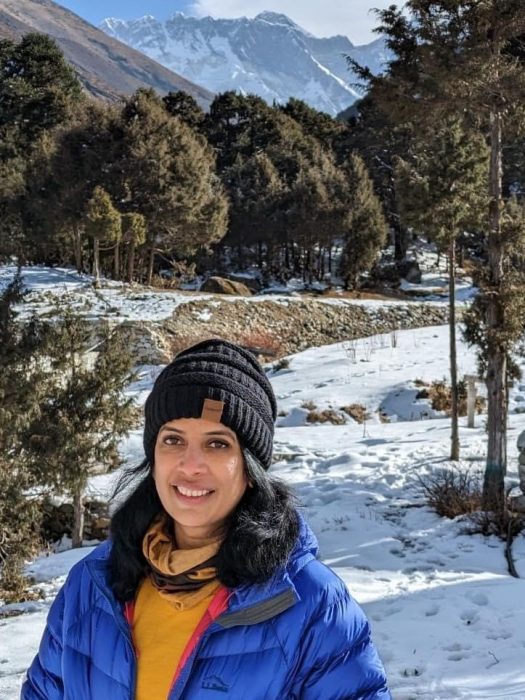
(23, 339, 391, 699)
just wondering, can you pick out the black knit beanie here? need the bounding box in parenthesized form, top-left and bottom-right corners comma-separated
(143, 339, 277, 470)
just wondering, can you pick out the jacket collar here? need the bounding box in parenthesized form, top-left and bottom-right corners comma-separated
(85, 511, 318, 624)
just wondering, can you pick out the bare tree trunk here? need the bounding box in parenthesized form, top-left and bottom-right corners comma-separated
(74, 228, 82, 273)
(114, 242, 120, 280)
(72, 487, 84, 548)
(147, 245, 155, 286)
(484, 107, 506, 506)
(93, 238, 100, 288)
(127, 240, 136, 284)
(449, 238, 459, 461)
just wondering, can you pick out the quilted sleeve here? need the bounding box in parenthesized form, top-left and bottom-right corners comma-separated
(290, 590, 391, 700)
(20, 583, 66, 700)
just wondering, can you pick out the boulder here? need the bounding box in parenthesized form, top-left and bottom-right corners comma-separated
(225, 274, 261, 292)
(398, 259, 422, 284)
(200, 276, 252, 296)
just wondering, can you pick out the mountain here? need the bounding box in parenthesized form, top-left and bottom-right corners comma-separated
(0, 0, 212, 105)
(100, 11, 388, 116)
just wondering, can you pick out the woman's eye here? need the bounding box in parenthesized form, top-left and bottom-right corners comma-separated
(163, 436, 181, 446)
(209, 440, 229, 449)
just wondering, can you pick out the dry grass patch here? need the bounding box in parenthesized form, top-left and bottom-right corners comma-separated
(306, 408, 346, 425)
(416, 379, 486, 416)
(342, 404, 368, 424)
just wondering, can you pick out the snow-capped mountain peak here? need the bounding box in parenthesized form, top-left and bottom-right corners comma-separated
(100, 12, 387, 115)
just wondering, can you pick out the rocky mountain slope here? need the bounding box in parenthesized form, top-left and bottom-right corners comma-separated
(0, 0, 212, 105)
(101, 11, 388, 115)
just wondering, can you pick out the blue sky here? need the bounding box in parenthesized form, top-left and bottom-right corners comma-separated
(55, 1, 393, 44)
(56, 1, 194, 25)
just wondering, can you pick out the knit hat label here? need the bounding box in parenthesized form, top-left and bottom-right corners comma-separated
(201, 398, 225, 423)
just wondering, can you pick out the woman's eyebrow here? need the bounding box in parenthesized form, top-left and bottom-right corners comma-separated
(158, 427, 235, 438)
(203, 429, 235, 438)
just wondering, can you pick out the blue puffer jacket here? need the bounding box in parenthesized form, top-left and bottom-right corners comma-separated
(22, 515, 390, 699)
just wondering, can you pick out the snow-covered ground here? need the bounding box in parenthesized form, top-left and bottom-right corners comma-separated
(2, 324, 525, 698)
(1, 261, 523, 699)
(0, 262, 473, 328)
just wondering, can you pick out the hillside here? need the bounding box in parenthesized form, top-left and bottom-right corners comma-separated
(0, 0, 213, 105)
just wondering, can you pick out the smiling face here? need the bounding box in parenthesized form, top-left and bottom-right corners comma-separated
(153, 417, 248, 549)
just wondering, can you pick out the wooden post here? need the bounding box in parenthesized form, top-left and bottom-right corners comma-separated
(465, 374, 477, 428)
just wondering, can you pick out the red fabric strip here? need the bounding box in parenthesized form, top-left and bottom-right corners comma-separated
(170, 586, 230, 691)
(124, 600, 135, 626)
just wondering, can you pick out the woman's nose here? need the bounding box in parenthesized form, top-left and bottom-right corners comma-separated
(176, 446, 206, 476)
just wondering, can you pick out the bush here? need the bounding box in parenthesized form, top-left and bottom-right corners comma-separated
(418, 467, 483, 519)
(306, 408, 346, 425)
(416, 379, 486, 416)
(418, 466, 524, 540)
(342, 404, 368, 424)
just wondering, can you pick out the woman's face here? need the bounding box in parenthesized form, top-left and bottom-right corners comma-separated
(153, 417, 248, 548)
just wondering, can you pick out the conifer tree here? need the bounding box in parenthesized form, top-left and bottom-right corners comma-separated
(163, 91, 205, 130)
(22, 308, 136, 547)
(0, 34, 83, 262)
(0, 272, 49, 597)
(339, 154, 388, 288)
(395, 118, 489, 459)
(122, 213, 147, 283)
(352, 0, 525, 503)
(120, 89, 228, 284)
(84, 187, 122, 287)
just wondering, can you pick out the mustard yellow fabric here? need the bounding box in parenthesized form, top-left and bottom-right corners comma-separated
(142, 515, 221, 611)
(133, 576, 215, 700)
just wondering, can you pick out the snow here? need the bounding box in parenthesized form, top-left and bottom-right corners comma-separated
(1, 270, 525, 697)
(0, 265, 210, 322)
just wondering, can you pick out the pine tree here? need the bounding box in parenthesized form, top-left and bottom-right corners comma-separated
(0, 34, 83, 263)
(395, 118, 489, 459)
(119, 88, 228, 284)
(21, 307, 136, 547)
(0, 33, 82, 152)
(223, 153, 283, 267)
(353, 0, 525, 504)
(84, 187, 122, 287)
(0, 272, 50, 598)
(163, 91, 205, 130)
(122, 213, 147, 284)
(338, 154, 388, 289)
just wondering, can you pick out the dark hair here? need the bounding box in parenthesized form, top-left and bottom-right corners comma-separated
(108, 450, 299, 602)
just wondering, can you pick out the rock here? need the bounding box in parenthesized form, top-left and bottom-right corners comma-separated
(41, 498, 111, 544)
(398, 259, 422, 284)
(517, 429, 525, 450)
(225, 274, 261, 292)
(200, 277, 252, 296)
(510, 493, 525, 513)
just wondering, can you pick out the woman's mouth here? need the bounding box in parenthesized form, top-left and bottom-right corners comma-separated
(173, 485, 214, 502)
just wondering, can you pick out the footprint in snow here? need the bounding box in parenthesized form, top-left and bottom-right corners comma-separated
(466, 591, 489, 606)
(381, 604, 403, 618)
(486, 626, 512, 640)
(460, 609, 480, 626)
(424, 603, 440, 617)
